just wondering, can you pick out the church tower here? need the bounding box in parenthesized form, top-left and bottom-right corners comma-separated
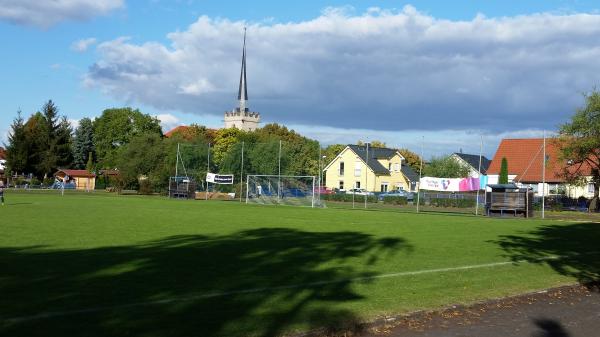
(224, 28, 261, 131)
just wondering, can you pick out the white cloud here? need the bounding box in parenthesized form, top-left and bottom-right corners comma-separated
(156, 113, 181, 132)
(71, 38, 97, 52)
(68, 119, 80, 130)
(84, 7, 600, 138)
(0, 0, 124, 28)
(289, 124, 547, 158)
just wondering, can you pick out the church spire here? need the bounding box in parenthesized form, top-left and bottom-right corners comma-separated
(237, 27, 248, 112)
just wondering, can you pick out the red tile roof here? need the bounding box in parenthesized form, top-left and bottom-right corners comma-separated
(54, 169, 96, 178)
(164, 125, 189, 138)
(487, 138, 592, 183)
(0, 147, 6, 160)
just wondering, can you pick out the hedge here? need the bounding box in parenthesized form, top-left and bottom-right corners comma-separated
(321, 193, 378, 203)
(382, 196, 408, 205)
(428, 198, 476, 208)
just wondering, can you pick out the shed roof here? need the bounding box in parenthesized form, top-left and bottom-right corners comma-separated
(55, 169, 96, 178)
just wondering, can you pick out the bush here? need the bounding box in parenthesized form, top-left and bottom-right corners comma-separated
(429, 198, 475, 208)
(43, 178, 55, 186)
(29, 178, 41, 186)
(138, 180, 154, 195)
(322, 193, 377, 203)
(383, 196, 408, 205)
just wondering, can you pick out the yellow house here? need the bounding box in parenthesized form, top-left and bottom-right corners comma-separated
(323, 145, 419, 192)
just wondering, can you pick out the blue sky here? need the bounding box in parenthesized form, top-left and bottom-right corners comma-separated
(1, 0, 600, 157)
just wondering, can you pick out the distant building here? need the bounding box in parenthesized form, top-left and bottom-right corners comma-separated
(54, 169, 96, 190)
(450, 152, 491, 178)
(323, 145, 419, 192)
(487, 138, 597, 198)
(224, 28, 261, 132)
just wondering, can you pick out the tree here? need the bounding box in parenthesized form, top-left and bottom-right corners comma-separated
(54, 116, 73, 169)
(499, 157, 509, 184)
(114, 133, 168, 191)
(213, 128, 244, 166)
(322, 144, 346, 168)
(93, 108, 162, 167)
(558, 90, 600, 211)
(423, 155, 470, 178)
(24, 112, 49, 177)
(247, 140, 287, 175)
(21, 101, 73, 178)
(86, 152, 95, 172)
(398, 148, 422, 172)
(357, 140, 386, 148)
(73, 118, 95, 169)
(251, 123, 319, 176)
(5, 110, 28, 174)
(167, 124, 213, 143)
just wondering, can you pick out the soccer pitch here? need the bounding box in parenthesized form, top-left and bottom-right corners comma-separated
(1, 191, 598, 337)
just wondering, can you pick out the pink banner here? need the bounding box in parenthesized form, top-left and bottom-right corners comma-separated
(419, 177, 481, 192)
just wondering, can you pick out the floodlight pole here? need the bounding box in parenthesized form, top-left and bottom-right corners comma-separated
(318, 145, 322, 203)
(542, 130, 546, 219)
(240, 141, 244, 202)
(476, 135, 483, 216)
(365, 142, 369, 209)
(417, 136, 424, 213)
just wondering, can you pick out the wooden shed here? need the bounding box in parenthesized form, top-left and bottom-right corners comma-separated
(54, 169, 96, 191)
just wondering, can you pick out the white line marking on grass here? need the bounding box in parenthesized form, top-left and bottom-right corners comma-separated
(0, 255, 562, 323)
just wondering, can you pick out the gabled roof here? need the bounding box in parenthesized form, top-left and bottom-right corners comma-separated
(401, 163, 419, 182)
(54, 169, 96, 178)
(347, 145, 402, 175)
(487, 138, 593, 183)
(452, 153, 491, 174)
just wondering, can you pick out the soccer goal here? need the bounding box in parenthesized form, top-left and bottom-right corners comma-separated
(246, 175, 322, 207)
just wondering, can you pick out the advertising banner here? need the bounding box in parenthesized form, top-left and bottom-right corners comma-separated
(206, 173, 234, 184)
(419, 176, 483, 192)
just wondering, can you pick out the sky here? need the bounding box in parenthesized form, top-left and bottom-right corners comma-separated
(1, 0, 600, 158)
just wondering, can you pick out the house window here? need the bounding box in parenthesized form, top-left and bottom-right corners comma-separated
(339, 162, 344, 176)
(354, 161, 362, 177)
(394, 163, 400, 172)
(355, 181, 361, 189)
(388, 163, 392, 171)
(381, 183, 388, 192)
(339, 181, 344, 190)
(588, 184, 595, 194)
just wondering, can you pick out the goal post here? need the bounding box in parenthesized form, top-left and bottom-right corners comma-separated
(245, 175, 323, 208)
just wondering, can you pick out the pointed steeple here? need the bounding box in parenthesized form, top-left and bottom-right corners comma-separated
(224, 27, 260, 131)
(237, 27, 248, 112)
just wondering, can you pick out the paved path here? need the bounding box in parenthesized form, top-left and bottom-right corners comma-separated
(365, 284, 600, 337)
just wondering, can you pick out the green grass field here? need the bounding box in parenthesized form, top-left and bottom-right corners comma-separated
(1, 190, 599, 337)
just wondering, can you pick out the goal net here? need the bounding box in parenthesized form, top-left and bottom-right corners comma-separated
(246, 175, 322, 207)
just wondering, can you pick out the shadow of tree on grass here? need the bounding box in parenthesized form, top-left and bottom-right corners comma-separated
(0, 228, 409, 337)
(495, 222, 600, 286)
